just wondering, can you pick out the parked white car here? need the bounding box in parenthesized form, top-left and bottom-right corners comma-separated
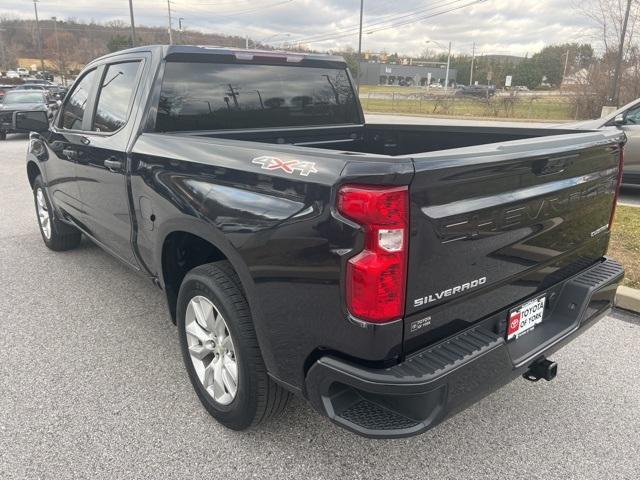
(562, 98, 640, 186)
(5, 70, 20, 79)
(16, 68, 29, 77)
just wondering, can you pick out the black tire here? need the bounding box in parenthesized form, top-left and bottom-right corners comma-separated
(177, 261, 291, 430)
(0, 132, 6, 140)
(33, 175, 82, 251)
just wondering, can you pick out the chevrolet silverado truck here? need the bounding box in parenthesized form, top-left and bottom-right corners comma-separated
(18, 45, 625, 438)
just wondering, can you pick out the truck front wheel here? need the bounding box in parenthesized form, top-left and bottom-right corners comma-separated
(177, 261, 291, 430)
(33, 175, 81, 251)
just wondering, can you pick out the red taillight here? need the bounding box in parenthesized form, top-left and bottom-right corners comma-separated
(609, 145, 625, 229)
(337, 185, 409, 323)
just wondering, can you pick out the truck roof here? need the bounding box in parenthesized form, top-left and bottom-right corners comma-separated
(87, 44, 347, 68)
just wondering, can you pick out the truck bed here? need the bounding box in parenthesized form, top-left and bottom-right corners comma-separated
(184, 123, 593, 156)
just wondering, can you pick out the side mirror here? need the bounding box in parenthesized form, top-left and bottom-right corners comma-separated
(12, 110, 50, 133)
(614, 113, 625, 125)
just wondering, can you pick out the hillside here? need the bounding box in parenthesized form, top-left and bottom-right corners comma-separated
(0, 17, 259, 73)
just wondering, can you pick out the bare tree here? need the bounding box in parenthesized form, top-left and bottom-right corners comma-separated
(574, 0, 640, 108)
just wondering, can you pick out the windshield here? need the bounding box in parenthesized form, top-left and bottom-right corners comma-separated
(2, 91, 44, 104)
(156, 62, 360, 131)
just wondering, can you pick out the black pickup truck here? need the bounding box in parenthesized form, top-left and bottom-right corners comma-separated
(18, 45, 625, 439)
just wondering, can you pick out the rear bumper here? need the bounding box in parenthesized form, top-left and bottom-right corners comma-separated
(305, 258, 624, 438)
(622, 172, 640, 186)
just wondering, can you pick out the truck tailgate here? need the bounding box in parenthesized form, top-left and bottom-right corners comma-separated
(404, 129, 624, 352)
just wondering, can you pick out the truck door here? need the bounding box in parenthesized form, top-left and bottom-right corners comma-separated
(75, 57, 146, 267)
(45, 68, 98, 224)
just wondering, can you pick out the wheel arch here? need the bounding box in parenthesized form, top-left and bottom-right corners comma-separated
(156, 219, 255, 325)
(27, 160, 42, 188)
(155, 218, 281, 383)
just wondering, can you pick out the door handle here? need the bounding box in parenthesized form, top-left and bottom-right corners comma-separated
(104, 158, 124, 172)
(62, 148, 79, 160)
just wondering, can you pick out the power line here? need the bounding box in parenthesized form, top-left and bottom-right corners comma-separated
(288, 0, 484, 46)
(297, 0, 471, 45)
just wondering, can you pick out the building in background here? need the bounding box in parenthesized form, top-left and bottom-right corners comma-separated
(358, 61, 458, 87)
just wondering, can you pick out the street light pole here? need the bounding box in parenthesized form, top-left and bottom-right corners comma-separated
(33, 0, 45, 72)
(167, 0, 174, 45)
(357, 0, 364, 87)
(426, 39, 452, 90)
(51, 16, 64, 85)
(0, 28, 7, 72)
(128, 0, 137, 47)
(469, 41, 475, 85)
(179, 18, 185, 44)
(610, 0, 632, 106)
(444, 41, 451, 92)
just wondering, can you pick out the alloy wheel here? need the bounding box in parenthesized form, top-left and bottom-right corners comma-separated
(36, 188, 51, 239)
(185, 295, 238, 405)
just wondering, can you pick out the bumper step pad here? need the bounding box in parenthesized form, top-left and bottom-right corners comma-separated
(339, 399, 419, 431)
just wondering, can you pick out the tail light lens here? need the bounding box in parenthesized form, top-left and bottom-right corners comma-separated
(609, 145, 625, 230)
(337, 185, 409, 323)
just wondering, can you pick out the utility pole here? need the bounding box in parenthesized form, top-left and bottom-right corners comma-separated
(167, 0, 174, 45)
(33, 0, 45, 72)
(128, 0, 137, 47)
(469, 41, 475, 85)
(610, 0, 632, 106)
(245, 34, 249, 49)
(0, 28, 7, 72)
(357, 0, 364, 87)
(179, 18, 185, 44)
(51, 16, 64, 85)
(444, 41, 451, 92)
(561, 49, 570, 90)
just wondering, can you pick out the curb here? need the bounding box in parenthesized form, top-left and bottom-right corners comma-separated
(615, 286, 640, 314)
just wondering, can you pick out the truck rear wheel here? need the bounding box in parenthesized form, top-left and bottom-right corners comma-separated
(33, 175, 81, 251)
(177, 261, 291, 430)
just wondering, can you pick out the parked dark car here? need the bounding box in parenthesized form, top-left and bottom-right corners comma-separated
(34, 71, 55, 81)
(0, 90, 57, 139)
(18, 45, 625, 438)
(21, 79, 67, 100)
(455, 84, 497, 97)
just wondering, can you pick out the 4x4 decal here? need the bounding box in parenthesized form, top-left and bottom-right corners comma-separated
(252, 156, 318, 176)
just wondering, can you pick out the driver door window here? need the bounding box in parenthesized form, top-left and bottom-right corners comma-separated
(624, 106, 640, 125)
(59, 69, 97, 130)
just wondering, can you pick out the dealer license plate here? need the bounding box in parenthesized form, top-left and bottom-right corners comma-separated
(507, 296, 546, 341)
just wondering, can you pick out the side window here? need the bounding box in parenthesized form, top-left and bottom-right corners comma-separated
(92, 61, 141, 133)
(60, 69, 97, 130)
(625, 105, 640, 125)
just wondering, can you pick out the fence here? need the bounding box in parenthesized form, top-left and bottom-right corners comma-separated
(359, 91, 590, 121)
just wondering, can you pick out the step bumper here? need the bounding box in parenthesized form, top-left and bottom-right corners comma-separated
(305, 258, 624, 438)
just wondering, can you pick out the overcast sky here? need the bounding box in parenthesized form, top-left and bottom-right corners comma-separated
(0, 0, 598, 57)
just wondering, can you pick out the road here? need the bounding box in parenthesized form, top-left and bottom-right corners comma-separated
(1, 134, 640, 480)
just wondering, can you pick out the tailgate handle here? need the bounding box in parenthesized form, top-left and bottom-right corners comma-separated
(532, 156, 574, 176)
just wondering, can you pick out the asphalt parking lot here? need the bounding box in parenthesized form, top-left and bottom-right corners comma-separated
(1, 134, 640, 480)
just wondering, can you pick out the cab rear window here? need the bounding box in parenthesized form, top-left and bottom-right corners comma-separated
(155, 61, 360, 131)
